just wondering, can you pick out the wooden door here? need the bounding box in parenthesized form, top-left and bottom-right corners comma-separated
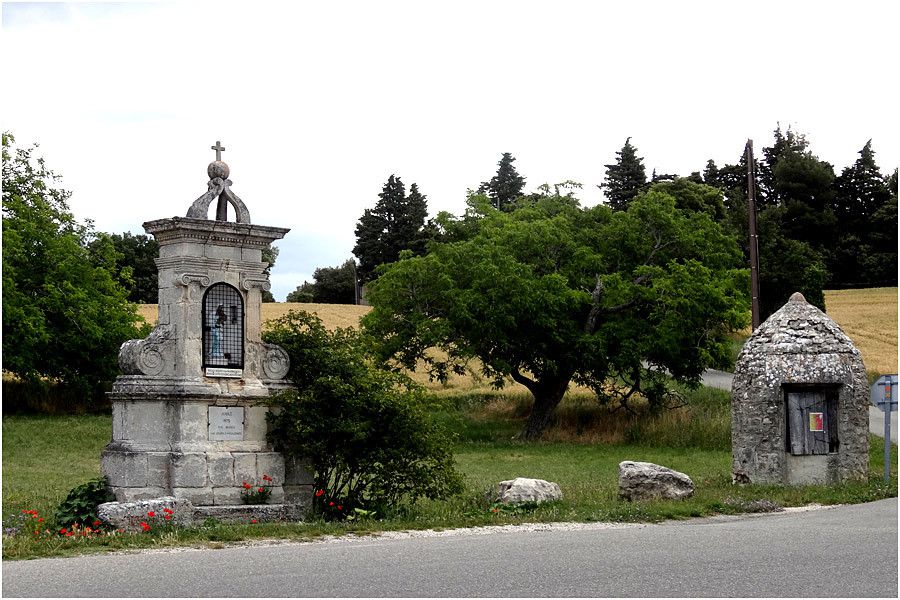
(787, 391, 830, 455)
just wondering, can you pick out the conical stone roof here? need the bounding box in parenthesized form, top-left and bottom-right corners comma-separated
(738, 292, 861, 361)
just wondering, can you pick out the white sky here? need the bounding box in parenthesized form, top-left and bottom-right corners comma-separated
(3, 0, 898, 301)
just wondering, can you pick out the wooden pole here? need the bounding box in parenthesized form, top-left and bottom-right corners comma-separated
(745, 139, 761, 330)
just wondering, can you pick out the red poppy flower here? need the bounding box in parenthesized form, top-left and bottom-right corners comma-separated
(59, 528, 68, 534)
(37, 518, 43, 523)
(163, 508, 174, 515)
(250, 519, 258, 524)
(93, 520, 102, 527)
(258, 487, 265, 493)
(337, 505, 342, 510)
(164, 515, 172, 520)
(262, 474, 272, 482)
(147, 511, 156, 518)
(65, 532, 73, 537)
(140, 522, 151, 532)
(329, 501, 335, 507)
(243, 482, 252, 489)
(315, 489, 325, 497)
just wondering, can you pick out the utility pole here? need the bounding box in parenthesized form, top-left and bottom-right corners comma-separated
(745, 139, 761, 330)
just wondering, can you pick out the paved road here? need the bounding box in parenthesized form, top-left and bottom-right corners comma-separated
(703, 369, 897, 442)
(4, 498, 896, 597)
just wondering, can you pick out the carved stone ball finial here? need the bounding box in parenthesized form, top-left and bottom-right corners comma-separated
(788, 291, 807, 303)
(207, 160, 230, 181)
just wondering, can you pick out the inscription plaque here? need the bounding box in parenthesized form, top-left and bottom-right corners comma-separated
(209, 406, 244, 441)
(206, 367, 243, 378)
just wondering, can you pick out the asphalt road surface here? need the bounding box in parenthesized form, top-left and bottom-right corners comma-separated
(3, 498, 896, 598)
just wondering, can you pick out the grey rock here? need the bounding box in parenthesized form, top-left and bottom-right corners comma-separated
(98, 496, 193, 531)
(496, 477, 562, 504)
(618, 461, 694, 501)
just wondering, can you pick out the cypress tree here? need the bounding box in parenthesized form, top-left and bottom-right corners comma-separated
(353, 175, 429, 282)
(480, 153, 526, 211)
(601, 138, 647, 211)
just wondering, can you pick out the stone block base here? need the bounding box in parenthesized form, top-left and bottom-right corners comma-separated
(102, 448, 312, 506)
(192, 503, 306, 524)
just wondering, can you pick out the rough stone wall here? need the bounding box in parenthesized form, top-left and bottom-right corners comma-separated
(731, 293, 869, 485)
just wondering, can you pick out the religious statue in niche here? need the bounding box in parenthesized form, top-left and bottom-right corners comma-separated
(203, 283, 244, 369)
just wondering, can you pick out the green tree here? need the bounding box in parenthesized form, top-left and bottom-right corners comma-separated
(600, 138, 647, 211)
(91, 232, 159, 303)
(261, 246, 279, 302)
(312, 259, 357, 304)
(772, 149, 837, 250)
(263, 311, 463, 517)
(2, 133, 149, 400)
(756, 207, 827, 320)
(363, 187, 748, 440)
(828, 141, 895, 286)
(479, 152, 526, 211)
(759, 124, 809, 206)
(286, 281, 315, 303)
(353, 175, 429, 282)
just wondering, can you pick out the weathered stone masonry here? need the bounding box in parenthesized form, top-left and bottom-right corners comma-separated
(731, 292, 869, 485)
(101, 154, 313, 512)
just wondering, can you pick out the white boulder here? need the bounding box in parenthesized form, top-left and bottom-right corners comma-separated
(497, 477, 562, 504)
(618, 461, 694, 501)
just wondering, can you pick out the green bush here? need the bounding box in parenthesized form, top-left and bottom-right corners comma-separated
(54, 476, 115, 529)
(263, 310, 463, 519)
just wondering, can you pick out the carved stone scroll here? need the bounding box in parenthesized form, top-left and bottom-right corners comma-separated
(262, 343, 290, 380)
(241, 275, 271, 292)
(177, 272, 211, 287)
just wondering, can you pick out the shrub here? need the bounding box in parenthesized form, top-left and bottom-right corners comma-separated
(54, 476, 115, 529)
(264, 310, 464, 518)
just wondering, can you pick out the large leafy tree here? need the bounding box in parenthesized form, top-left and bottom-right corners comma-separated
(2, 133, 148, 399)
(363, 186, 748, 440)
(353, 175, 429, 282)
(600, 138, 648, 211)
(311, 259, 357, 304)
(91, 232, 159, 303)
(478, 152, 526, 211)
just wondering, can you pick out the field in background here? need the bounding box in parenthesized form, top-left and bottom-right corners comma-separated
(137, 286, 898, 382)
(822, 287, 897, 375)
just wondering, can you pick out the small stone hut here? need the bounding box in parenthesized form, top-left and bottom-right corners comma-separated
(731, 292, 869, 485)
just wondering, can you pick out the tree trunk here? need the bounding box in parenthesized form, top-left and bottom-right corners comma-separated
(519, 373, 572, 440)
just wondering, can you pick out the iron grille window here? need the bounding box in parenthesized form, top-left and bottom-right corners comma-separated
(202, 283, 244, 369)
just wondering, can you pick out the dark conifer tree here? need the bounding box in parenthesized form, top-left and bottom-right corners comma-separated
(480, 153, 526, 211)
(828, 141, 895, 286)
(600, 138, 647, 211)
(353, 175, 429, 282)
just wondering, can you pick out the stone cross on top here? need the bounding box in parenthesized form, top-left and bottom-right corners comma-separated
(211, 140, 225, 162)
(185, 140, 252, 224)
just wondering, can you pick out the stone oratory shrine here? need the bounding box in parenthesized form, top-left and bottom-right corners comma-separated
(101, 142, 311, 518)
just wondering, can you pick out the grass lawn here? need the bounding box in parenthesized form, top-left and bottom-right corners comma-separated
(3, 390, 897, 560)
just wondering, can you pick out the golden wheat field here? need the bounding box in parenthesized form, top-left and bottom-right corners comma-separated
(137, 287, 898, 383)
